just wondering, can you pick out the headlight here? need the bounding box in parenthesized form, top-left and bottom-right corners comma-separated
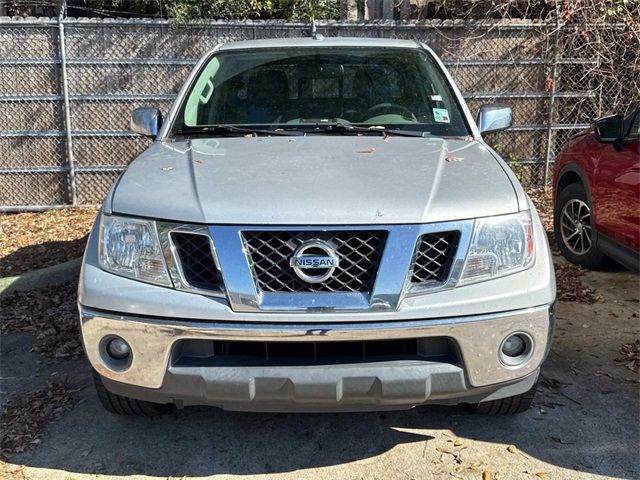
(460, 211, 534, 285)
(98, 214, 171, 286)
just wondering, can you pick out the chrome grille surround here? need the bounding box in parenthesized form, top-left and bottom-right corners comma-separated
(155, 221, 475, 312)
(410, 231, 461, 285)
(157, 223, 225, 298)
(242, 230, 387, 293)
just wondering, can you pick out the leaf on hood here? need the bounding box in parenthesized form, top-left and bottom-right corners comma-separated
(358, 147, 375, 154)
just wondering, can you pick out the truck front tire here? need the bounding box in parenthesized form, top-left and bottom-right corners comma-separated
(469, 381, 537, 415)
(92, 369, 171, 417)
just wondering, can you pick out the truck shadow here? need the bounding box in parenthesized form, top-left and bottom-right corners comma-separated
(0, 237, 86, 281)
(4, 270, 639, 479)
(8, 353, 639, 479)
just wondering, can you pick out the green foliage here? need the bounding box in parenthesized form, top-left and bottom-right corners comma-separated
(508, 158, 525, 182)
(162, 0, 340, 21)
(491, 141, 526, 182)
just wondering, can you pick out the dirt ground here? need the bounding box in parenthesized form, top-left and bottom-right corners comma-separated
(0, 200, 639, 480)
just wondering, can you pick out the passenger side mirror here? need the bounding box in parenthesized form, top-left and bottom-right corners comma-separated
(477, 104, 512, 135)
(593, 114, 623, 143)
(131, 107, 162, 138)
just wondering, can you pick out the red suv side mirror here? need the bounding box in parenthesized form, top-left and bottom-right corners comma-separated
(593, 114, 623, 143)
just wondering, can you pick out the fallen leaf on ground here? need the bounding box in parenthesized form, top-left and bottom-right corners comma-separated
(553, 262, 603, 304)
(507, 444, 518, 454)
(0, 461, 26, 480)
(616, 340, 639, 373)
(482, 470, 493, 480)
(0, 383, 78, 459)
(550, 436, 575, 444)
(453, 438, 463, 447)
(536, 473, 549, 478)
(0, 282, 82, 359)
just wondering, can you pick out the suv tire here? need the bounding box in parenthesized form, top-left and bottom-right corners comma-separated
(554, 183, 607, 269)
(92, 369, 170, 417)
(469, 381, 537, 415)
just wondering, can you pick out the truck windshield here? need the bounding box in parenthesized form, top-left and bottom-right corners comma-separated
(173, 47, 471, 137)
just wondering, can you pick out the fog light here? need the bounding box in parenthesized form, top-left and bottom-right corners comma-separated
(502, 334, 526, 357)
(106, 337, 130, 359)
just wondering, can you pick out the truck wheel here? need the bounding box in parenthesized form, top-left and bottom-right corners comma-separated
(92, 369, 170, 417)
(469, 382, 537, 415)
(554, 183, 607, 269)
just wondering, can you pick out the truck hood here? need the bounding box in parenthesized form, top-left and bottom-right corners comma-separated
(111, 136, 519, 225)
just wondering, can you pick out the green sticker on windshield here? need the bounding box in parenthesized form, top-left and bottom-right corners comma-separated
(433, 108, 450, 123)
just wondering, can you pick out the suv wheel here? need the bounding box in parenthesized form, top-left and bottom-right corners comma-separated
(469, 381, 537, 415)
(554, 183, 607, 269)
(92, 369, 171, 417)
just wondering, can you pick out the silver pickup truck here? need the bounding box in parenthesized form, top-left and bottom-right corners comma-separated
(78, 37, 555, 416)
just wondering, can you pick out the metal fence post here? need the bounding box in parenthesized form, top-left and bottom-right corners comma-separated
(57, 0, 77, 206)
(543, 24, 560, 188)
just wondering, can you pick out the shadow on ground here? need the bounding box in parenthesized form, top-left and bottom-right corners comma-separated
(3, 268, 639, 479)
(0, 237, 88, 279)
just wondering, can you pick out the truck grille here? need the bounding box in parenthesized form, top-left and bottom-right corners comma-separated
(242, 230, 387, 293)
(171, 232, 222, 291)
(410, 231, 460, 284)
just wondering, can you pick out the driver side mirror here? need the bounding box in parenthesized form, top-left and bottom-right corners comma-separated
(594, 114, 623, 143)
(131, 107, 162, 138)
(477, 104, 512, 135)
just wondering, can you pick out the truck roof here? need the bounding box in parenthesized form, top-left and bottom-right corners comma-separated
(217, 36, 422, 51)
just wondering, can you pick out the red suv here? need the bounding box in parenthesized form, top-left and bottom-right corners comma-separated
(553, 106, 639, 271)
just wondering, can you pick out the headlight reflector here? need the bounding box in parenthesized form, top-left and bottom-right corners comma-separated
(99, 214, 171, 286)
(460, 211, 534, 285)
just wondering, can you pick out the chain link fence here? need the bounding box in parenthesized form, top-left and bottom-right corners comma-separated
(0, 17, 635, 210)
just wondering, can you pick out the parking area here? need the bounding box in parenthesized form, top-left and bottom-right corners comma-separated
(1, 209, 639, 480)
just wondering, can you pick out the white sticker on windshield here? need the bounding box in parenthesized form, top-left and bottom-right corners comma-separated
(433, 108, 450, 123)
(430, 95, 443, 101)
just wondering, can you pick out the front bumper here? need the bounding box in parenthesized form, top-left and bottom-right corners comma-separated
(81, 304, 553, 410)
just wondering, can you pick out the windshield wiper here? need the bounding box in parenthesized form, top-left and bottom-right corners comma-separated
(318, 124, 429, 137)
(175, 124, 429, 138)
(175, 125, 304, 137)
